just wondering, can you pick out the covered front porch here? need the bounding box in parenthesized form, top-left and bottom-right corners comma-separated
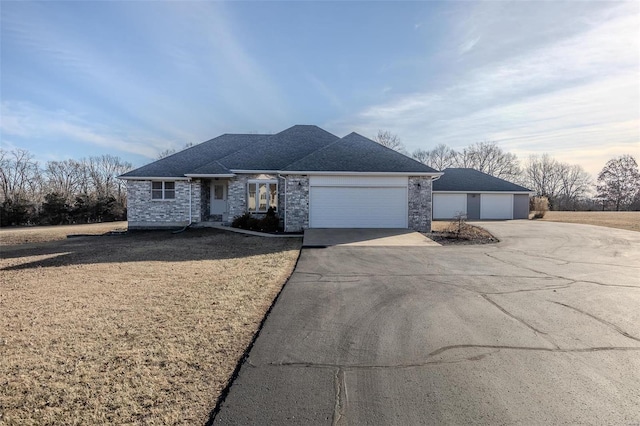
(198, 175, 279, 225)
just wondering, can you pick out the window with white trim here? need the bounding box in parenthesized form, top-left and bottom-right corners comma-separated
(152, 181, 176, 200)
(247, 180, 277, 212)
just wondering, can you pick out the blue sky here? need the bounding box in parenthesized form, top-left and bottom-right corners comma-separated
(1, 1, 638, 176)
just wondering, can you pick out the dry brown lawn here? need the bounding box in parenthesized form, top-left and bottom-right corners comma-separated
(0, 221, 128, 246)
(0, 226, 301, 424)
(539, 211, 640, 232)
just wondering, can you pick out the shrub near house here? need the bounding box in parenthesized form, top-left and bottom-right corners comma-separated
(232, 207, 280, 233)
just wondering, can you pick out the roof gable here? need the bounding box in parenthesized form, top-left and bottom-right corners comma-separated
(434, 168, 532, 192)
(282, 132, 438, 173)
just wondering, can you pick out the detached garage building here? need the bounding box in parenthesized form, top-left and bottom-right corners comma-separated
(432, 168, 532, 220)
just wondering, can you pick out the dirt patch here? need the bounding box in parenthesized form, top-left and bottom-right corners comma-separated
(538, 211, 640, 232)
(430, 220, 498, 245)
(0, 221, 128, 246)
(0, 227, 301, 424)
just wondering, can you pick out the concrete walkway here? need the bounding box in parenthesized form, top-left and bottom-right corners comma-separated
(303, 228, 440, 247)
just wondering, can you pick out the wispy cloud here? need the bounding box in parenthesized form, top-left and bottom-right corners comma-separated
(331, 2, 639, 175)
(1, 2, 291, 148)
(305, 73, 344, 110)
(1, 102, 172, 159)
(458, 36, 480, 55)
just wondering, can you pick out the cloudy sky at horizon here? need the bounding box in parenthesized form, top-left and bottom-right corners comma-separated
(1, 1, 638, 177)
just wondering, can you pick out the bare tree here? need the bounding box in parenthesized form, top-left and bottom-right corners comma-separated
(523, 154, 563, 204)
(412, 144, 457, 170)
(0, 148, 41, 203)
(452, 147, 475, 169)
(45, 159, 84, 201)
(411, 149, 430, 164)
(428, 144, 458, 171)
(157, 142, 195, 160)
(596, 154, 640, 211)
(556, 164, 592, 210)
(454, 141, 520, 180)
(86, 155, 133, 203)
(374, 130, 404, 152)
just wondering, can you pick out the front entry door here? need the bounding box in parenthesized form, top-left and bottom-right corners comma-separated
(211, 182, 228, 219)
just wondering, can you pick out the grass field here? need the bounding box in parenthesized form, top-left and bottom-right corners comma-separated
(0, 225, 301, 424)
(0, 221, 129, 246)
(540, 211, 640, 232)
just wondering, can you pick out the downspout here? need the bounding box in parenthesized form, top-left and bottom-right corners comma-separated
(278, 174, 287, 232)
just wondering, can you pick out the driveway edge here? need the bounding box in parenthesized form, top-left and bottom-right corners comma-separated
(205, 248, 303, 425)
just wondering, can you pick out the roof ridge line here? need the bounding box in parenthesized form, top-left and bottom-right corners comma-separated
(280, 134, 343, 169)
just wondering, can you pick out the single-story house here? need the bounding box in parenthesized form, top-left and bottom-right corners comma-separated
(119, 125, 442, 232)
(432, 168, 533, 220)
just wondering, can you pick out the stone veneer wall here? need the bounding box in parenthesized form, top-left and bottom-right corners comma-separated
(408, 176, 432, 232)
(127, 179, 202, 228)
(284, 175, 309, 232)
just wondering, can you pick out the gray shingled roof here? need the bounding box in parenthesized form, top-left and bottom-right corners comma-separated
(218, 125, 339, 170)
(188, 160, 232, 176)
(433, 168, 532, 192)
(283, 132, 438, 173)
(121, 125, 440, 178)
(120, 134, 267, 178)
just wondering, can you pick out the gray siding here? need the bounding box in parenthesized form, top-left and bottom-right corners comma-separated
(514, 194, 530, 219)
(466, 193, 481, 220)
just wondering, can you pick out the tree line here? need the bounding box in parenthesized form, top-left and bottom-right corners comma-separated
(375, 130, 640, 211)
(0, 148, 132, 226)
(2, 135, 638, 227)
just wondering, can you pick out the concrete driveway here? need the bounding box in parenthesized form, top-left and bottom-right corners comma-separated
(303, 228, 440, 247)
(214, 221, 640, 425)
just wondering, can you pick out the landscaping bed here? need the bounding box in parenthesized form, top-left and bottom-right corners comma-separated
(431, 220, 498, 245)
(0, 226, 301, 424)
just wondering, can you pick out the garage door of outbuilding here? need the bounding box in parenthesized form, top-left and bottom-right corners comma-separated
(481, 193, 513, 219)
(433, 193, 467, 220)
(309, 176, 408, 228)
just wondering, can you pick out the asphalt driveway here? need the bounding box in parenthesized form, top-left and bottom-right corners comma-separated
(214, 221, 640, 425)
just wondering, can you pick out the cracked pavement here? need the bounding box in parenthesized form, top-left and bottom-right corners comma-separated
(214, 221, 640, 425)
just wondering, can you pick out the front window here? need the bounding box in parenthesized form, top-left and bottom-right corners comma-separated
(247, 180, 277, 212)
(152, 181, 176, 200)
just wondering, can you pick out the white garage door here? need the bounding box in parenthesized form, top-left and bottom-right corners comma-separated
(309, 176, 408, 228)
(481, 194, 513, 219)
(433, 193, 467, 219)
